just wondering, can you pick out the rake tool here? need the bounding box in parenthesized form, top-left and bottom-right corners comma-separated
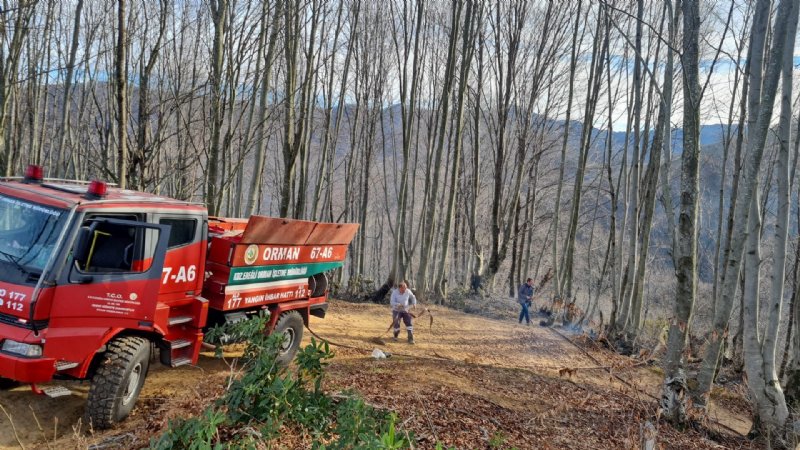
(370, 307, 433, 346)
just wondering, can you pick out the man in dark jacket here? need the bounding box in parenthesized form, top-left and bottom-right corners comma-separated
(518, 278, 534, 325)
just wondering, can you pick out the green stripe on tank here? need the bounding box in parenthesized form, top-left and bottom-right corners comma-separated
(227, 262, 343, 285)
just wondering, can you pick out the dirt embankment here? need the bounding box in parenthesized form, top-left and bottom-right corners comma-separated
(0, 299, 752, 449)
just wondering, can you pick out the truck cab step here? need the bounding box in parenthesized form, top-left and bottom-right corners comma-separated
(43, 386, 72, 398)
(168, 316, 193, 326)
(169, 339, 192, 350)
(171, 357, 192, 368)
(55, 361, 79, 371)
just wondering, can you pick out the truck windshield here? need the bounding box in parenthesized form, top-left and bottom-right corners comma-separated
(0, 194, 67, 283)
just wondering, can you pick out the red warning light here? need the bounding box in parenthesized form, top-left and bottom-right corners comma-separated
(24, 165, 44, 183)
(86, 180, 108, 199)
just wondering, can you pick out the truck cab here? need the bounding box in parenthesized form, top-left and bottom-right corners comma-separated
(0, 166, 357, 428)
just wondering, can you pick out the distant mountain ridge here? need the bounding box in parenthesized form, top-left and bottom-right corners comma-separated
(592, 123, 732, 153)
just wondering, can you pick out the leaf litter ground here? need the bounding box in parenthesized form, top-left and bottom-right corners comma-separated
(0, 299, 755, 449)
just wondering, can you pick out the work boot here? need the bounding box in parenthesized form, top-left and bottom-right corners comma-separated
(407, 331, 415, 345)
(393, 330, 399, 342)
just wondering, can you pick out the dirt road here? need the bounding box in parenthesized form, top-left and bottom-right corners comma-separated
(0, 299, 751, 449)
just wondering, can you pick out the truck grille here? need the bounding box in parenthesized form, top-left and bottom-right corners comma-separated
(0, 312, 48, 330)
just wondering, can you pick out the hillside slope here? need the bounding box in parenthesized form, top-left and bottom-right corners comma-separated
(0, 299, 751, 449)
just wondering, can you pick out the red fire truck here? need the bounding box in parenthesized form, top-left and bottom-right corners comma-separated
(0, 166, 358, 428)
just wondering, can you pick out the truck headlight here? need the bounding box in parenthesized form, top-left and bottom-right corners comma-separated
(2, 340, 43, 357)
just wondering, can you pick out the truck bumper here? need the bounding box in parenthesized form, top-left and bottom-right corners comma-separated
(0, 352, 55, 384)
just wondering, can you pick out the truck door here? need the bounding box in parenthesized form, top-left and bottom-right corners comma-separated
(49, 217, 170, 326)
(151, 214, 205, 300)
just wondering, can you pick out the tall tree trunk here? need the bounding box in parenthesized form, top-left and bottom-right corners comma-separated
(661, 0, 699, 426)
(0, 0, 34, 176)
(626, 3, 671, 336)
(550, 0, 582, 300)
(482, 2, 525, 288)
(605, 45, 621, 327)
(321, 2, 359, 222)
(311, 0, 356, 220)
(387, 0, 425, 289)
(206, 0, 228, 215)
(696, 0, 797, 415)
(291, 0, 322, 220)
(436, 0, 479, 299)
(55, 0, 83, 176)
(279, 0, 300, 217)
(739, 0, 798, 438)
(469, 33, 484, 292)
(418, 0, 462, 292)
(765, 0, 798, 385)
(246, 0, 281, 215)
(616, 0, 645, 334)
(561, 11, 607, 299)
(135, 0, 168, 190)
(115, 0, 128, 189)
(742, 186, 790, 437)
(712, 0, 745, 314)
(785, 210, 800, 405)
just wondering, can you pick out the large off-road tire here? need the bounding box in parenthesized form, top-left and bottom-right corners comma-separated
(273, 311, 304, 366)
(86, 336, 150, 429)
(0, 377, 19, 390)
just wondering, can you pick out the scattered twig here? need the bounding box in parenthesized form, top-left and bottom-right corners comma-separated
(305, 324, 450, 362)
(414, 390, 439, 443)
(87, 433, 136, 450)
(0, 401, 26, 449)
(453, 408, 503, 428)
(404, 430, 416, 450)
(305, 324, 365, 351)
(27, 405, 53, 449)
(548, 326, 745, 439)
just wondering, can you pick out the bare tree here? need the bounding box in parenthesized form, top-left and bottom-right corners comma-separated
(417, 0, 464, 292)
(205, 0, 228, 214)
(132, 0, 169, 190)
(436, 0, 481, 298)
(0, 2, 38, 175)
(661, 0, 696, 426)
(551, 0, 583, 301)
(695, 1, 799, 435)
(115, 0, 128, 188)
(386, 0, 425, 289)
(561, 5, 609, 300)
(738, 0, 799, 438)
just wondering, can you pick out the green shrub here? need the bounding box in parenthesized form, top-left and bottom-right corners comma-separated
(150, 313, 412, 449)
(150, 408, 226, 450)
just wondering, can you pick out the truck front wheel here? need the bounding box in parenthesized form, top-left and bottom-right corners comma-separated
(86, 336, 150, 429)
(273, 311, 303, 365)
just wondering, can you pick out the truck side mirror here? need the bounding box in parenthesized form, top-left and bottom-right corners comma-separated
(73, 225, 95, 267)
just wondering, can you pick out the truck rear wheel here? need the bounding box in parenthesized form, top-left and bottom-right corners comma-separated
(273, 311, 303, 365)
(86, 336, 150, 429)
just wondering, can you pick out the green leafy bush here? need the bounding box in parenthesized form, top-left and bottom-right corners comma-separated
(150, 313, 412, 449)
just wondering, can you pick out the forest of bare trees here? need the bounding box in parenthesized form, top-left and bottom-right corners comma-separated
(3, 0, 800, 444)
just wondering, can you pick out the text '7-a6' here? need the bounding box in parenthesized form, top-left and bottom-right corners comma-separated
(162, 265, 197, 284)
